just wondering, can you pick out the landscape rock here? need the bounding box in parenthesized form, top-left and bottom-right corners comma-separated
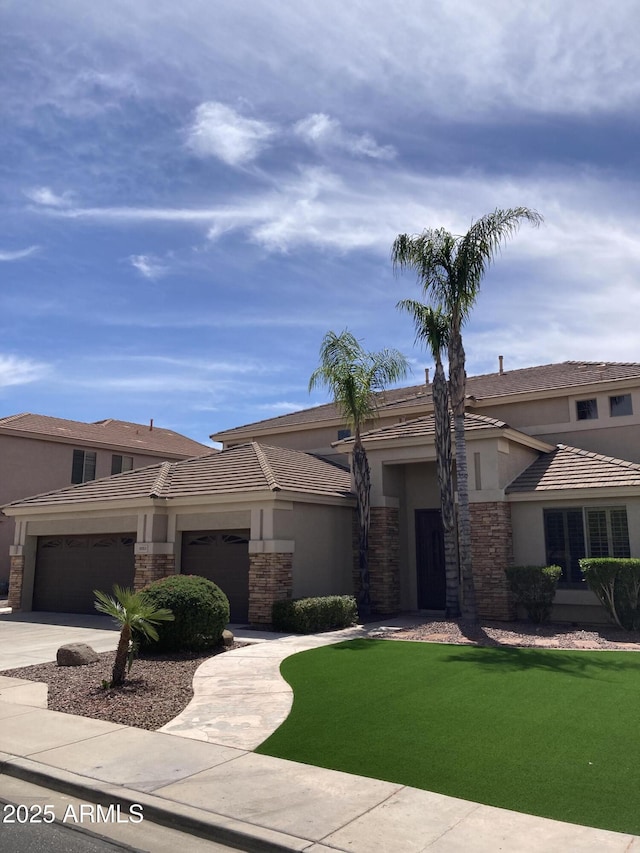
(222, 629, 234, 648)
(56, 643, 99, 666)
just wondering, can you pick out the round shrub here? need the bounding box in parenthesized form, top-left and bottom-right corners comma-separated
(141, 574, 229, 651)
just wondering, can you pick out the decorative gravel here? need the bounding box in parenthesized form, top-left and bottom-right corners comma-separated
(0, 645, 243, 731)
(372, 617, 640, 650)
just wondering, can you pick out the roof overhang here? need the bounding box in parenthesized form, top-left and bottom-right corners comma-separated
(507, 485, 640, 502)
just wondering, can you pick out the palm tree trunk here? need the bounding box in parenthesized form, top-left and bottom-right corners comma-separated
(111, 623, 131, 687)
(448, 326, 478, 622)
(353, 436, 371, 620)
(432, 361, 460, 617)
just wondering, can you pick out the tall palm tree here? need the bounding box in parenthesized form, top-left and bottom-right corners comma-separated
(392, 207, 543, 621)
(309, 330, 408, 619)
(397, 300, 459, 616)
(94, 585, 174, 686)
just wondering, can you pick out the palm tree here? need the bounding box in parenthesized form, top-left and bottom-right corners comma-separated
(309, 330, 408, 619)
(397, 300, 460, 616)
(392, 207, 543, 621)
(94, 585, 174, 687)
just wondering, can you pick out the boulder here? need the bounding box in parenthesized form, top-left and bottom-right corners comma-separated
(222, 629, 234, 648)
(56, 643, 99, 666)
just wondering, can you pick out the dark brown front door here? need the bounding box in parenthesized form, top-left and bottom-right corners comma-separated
(415, 509, 446, 610)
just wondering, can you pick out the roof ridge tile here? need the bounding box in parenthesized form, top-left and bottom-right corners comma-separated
(252, 442, 281, 491)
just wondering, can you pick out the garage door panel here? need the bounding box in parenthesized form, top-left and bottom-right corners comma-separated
(181, 530, 249, 623)
(34, 534, 135, 613)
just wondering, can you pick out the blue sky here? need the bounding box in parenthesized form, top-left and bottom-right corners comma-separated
(2, 1, 640, 446)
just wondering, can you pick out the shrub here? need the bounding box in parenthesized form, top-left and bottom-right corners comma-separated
(580, 558, 640, 631)
(272, 595, 358, 633)
(504, 565, 562, 623)
(141, 575, 229, 651)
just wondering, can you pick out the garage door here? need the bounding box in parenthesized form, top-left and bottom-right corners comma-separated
(33, 534, 136, 613)
(181, 530, 250, 622)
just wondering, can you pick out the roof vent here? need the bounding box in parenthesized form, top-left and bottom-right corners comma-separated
(424, 368, 430, 385)
(498, 355, 504, 375)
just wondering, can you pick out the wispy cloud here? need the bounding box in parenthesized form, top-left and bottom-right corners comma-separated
(0, 246, 40, 262)
(0, 354, 49, 387)
(186, 101, 276, 166)
(24, 186, 73, 207)
(129, 254, 169, 279)
(294, 113, 395, 160)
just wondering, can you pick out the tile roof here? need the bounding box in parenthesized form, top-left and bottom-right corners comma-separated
(506, 445, 640, 494)
(213, 360, 640, 438)
(0, 413, 210, 458)
(3, 443, 353, 509)
(342, 412, 508, 444)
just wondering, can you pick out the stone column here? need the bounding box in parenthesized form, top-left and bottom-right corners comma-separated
(470, 501, 516, 620)
(356, 506, 400, 617)
(133, 544, 175, 590)
(8, 553, 24, 611)
(248, 551, 293, 626)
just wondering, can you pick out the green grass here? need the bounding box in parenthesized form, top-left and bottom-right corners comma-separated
(256, 639, 640, 835)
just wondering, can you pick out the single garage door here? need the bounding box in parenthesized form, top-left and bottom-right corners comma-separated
(181, 530, 250, 622)
(33, 534, 136, 613)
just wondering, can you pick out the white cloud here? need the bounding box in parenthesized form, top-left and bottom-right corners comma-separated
(256, 401, 307, 413)
(186, 102, 276, 166)
(0, 354, 49, 387)
(129, 254, 169, 279)
(294, 113, 395, 160)
(0, 246, 39, 262)
(24, 187, 73, 207)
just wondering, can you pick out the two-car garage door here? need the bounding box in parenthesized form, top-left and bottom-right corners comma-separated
(33, 534, 136, 613)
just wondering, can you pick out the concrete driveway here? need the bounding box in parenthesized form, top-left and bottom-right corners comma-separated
(0, 612, 119, 670)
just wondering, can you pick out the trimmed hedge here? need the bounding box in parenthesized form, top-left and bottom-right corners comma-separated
(141, 574, 230, 651)
(504, 565, 562, 623)
(580, 558, 640, 631)
(272, 595, 358, 634)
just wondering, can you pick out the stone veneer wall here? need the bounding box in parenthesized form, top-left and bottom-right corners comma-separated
(133, 554, 175, 591)
(7, 554, 24, 610)
(353, 507, 400, 616)
(470, 501, 516, 621)
(248, 552, 293, 626)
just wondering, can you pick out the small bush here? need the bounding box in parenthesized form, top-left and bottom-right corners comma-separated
(580, 558, 640, 631)
(272, 595, 358, 633)
(141, 575, 229, 651)
(505, 565, 562, 623)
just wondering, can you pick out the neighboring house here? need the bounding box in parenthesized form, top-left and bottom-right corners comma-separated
(4, 361, 640, 625)
(0, 413, 210, 588)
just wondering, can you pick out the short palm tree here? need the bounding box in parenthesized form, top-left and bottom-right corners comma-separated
(309, 330, 408, 619)
(94, 585, 174, 686)
(393, 207, 543, 621)
(397, 300, 460, 616)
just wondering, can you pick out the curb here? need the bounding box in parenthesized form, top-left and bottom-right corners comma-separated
(0, 753, 315, 853)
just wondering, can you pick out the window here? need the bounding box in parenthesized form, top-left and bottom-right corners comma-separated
(609, 394, 633, 417)
(544, 506, 631, 585)
(111, 454, 134, 475)
(576, 399, 598, 420)
(337, 428, 352, 440)
(71, 449, 96, 484)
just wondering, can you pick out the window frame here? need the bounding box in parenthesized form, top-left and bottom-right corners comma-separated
(111, 454, 134, 475)
(575, 398, 598, 421)
(609, 394, 633, 417)
(71, 449, 97, 484)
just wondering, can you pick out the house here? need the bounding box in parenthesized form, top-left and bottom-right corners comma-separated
(4, 361, 640, 625)
(0, 414, 210, 589)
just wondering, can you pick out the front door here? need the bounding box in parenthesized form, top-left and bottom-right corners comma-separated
(415, 509, 446, 610)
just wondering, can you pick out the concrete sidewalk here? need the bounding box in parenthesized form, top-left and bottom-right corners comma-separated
(0, 623, 638, 851)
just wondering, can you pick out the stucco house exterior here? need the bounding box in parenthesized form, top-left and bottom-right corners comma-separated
(0, 414, 210, 588)
(4, 360, 640, 625)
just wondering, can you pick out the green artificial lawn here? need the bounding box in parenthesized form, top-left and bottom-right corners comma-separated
(256, 639, 640, 835)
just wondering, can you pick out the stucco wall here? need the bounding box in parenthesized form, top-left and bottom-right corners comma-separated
(398, 461, 440, 610)
(290, 502, 354, 598)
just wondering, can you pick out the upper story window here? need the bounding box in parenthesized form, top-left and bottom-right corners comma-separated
(111, 454, 134, 475)
(576, 399, 598, 421)
(337, 428, 352, 440)
(609, 394, 633, 417)
(71, 449, 96, 484)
